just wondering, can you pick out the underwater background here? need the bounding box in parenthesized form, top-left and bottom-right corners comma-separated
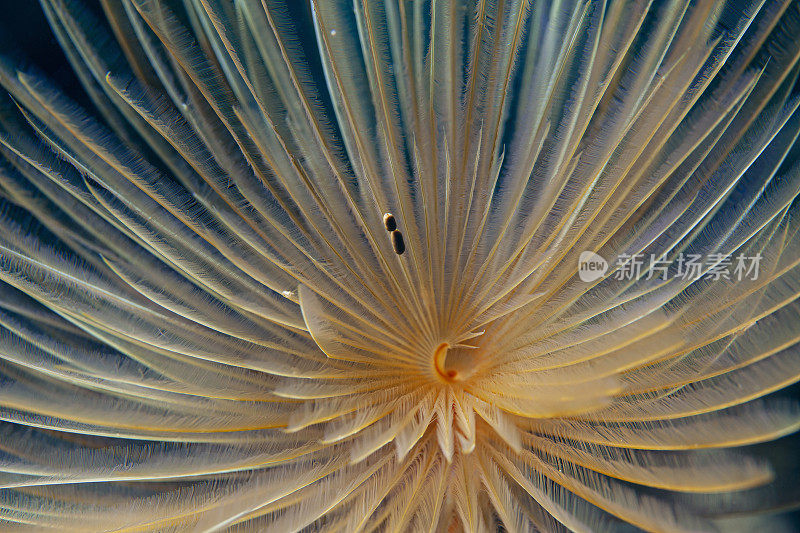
(0, 0, 800, 530)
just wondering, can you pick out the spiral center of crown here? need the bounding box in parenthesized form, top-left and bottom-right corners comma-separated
(433, 342, 470, 383)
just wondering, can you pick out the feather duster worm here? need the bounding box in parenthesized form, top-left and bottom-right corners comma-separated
(0, 0, 799, 531)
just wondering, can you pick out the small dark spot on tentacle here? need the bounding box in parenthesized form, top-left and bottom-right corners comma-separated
(383, 212, 397, 231)
(391, 230, 405, 255)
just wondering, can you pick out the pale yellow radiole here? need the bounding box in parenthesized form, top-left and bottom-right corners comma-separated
(0, 0, 799, 531)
